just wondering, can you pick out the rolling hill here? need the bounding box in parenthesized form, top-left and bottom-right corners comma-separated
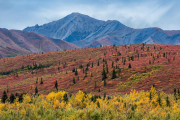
(0, 44, 180, 97)
(0, 28, 80, 58)
(24, 12, 180, 47)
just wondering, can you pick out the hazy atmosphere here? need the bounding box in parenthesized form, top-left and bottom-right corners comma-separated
(0, 0, 180, 30)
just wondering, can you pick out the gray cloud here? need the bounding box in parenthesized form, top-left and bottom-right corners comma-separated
(0, 0, 179, 30)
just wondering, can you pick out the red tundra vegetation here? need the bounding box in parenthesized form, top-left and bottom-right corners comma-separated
(0, 43, 180, 97)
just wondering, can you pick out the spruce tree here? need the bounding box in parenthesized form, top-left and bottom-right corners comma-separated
(111, 68, 117, 79)
(149, 92, 152, 100)
(163, 52, 166, 57)
(118, 68, 121, 77)
(40, 78, 43, 84)
(104, 93, 106, 100)
(73, 77, 76, 84)
(97, 60, 99, 66)
(166, 96, 170, 107)
(157, 94, 162, 106)
(97, 101, 100, 108)
(94, 81, 96, 89)
(105, 59, 107, 64)
(35, 86, 38, 95)
(10, 94, 16, 103)
(1, 91, 8, 103)
(75, 68, 78, 75)
(18, 93, 24, 103)
(104, 78, 107, 86)
(128, 63, 132, 68)
(174, 88, 176, 96)
(106, 64, 109, 73)
(55, 80, 58, 92)
(63, 93, 68, 103)
(112, 61, 114, 68)
(102, 68, 107, 80)
(123, 59, 126, 65)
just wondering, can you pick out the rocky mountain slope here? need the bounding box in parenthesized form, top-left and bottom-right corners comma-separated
(0, 28, 79, 58)
(24, 13, 105, 43)
(24, 12, 180, 47)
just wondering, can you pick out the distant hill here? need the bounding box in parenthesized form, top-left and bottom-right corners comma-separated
(24, 12, 180, 47)
(0, 28, 79, 58)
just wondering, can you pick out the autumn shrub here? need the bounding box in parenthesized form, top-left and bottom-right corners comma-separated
(0, 87, 180, 119)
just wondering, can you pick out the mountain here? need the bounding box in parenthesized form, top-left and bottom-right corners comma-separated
(24, 13, 105, 43)
(24, 12, 180, 47)
(0, 28, 79, 58)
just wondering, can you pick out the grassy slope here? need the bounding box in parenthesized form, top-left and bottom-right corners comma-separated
(0, 44, 180, 97)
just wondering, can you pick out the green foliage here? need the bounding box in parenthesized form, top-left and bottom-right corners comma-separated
(90, 110, 101, 120)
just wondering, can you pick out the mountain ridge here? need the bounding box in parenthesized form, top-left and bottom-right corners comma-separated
(23, 12, 180, 47)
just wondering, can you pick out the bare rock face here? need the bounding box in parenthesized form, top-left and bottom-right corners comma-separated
(0, 28, 79, 58)
(24, 12, 180, 47)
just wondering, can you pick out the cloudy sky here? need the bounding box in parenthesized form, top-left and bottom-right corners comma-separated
(0, 0, 179, 30)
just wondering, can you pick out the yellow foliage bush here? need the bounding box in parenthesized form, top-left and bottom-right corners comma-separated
(0, 87, 179, 119)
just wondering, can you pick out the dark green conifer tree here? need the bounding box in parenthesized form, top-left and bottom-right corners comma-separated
(40, 78, 43, 84)
(73, 77, 76, 84)
(94, 81, 96, 89)
(111, 68, 117, 79)
(10, 94, 16, 103)
(157, 94, 162, 106)
(102, 68, 107, 80)
(1, 91, 8, 103)
(174, 88, 176, 96)
(55, 80, 58, 92)
(75, 68, 78, 75)
(149, 92, 152, 100)
(97, 60, 99, 66)
(104, 78, 107, 86)
(112, 61, 114, 68)
(106, 64, 109, 73)
(63, 93, 68, 103)
(166, 96, 170, 107)
(35, 86, 38, 95)
(128, 63, 132, 68)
